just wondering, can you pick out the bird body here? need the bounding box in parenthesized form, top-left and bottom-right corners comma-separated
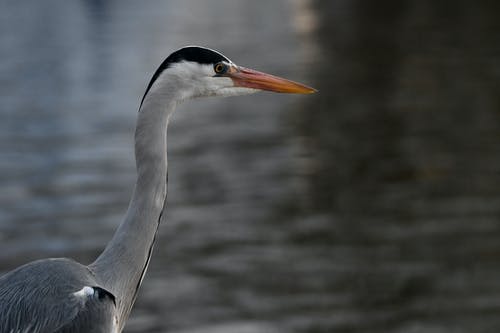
(0, 258, 117, 332)
(0, 46, 315, 332)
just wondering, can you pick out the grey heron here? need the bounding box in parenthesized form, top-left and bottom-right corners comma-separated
(0, 46, 315, 332)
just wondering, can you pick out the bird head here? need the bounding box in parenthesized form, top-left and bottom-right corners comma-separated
(140, 46, 316, 106)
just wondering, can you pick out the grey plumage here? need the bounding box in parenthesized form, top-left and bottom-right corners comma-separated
(0, 259, 116, 332)
(0, 46, 315, 332)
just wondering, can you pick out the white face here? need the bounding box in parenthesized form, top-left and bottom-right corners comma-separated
(161, 61, 258, 100)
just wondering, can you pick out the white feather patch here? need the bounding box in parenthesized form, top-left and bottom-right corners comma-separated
(73, 286, 95, 298)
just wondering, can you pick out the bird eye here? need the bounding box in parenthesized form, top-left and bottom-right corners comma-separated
(214, 62, 227, 74)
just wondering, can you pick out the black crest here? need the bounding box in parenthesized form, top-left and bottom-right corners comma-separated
(163, 46, 230, 67)
(140, 46, 231, 106)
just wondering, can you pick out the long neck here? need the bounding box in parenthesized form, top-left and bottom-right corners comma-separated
(90, 87, 177, 329)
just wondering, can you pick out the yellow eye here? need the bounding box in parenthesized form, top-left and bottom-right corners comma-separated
(214, 62, 227, 74)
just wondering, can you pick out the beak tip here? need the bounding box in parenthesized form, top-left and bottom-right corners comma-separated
(297, 86, 318, 94)
(286, 82, 317, 94)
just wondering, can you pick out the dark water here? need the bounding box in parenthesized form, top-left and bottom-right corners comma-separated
(1, 1, 500, 332)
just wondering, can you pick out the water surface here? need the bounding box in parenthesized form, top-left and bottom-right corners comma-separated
(1, 1, 500, 332)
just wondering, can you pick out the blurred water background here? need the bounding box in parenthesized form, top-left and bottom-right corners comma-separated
(1, 1, 500, 332)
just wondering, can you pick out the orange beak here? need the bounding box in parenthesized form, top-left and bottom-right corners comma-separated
(227, 66, 317, 94)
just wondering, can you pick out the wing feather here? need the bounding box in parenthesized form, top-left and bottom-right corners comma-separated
(0, 258, 117, 333)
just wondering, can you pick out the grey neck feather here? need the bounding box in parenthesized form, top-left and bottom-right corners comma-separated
(90, 75, 179, 330)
